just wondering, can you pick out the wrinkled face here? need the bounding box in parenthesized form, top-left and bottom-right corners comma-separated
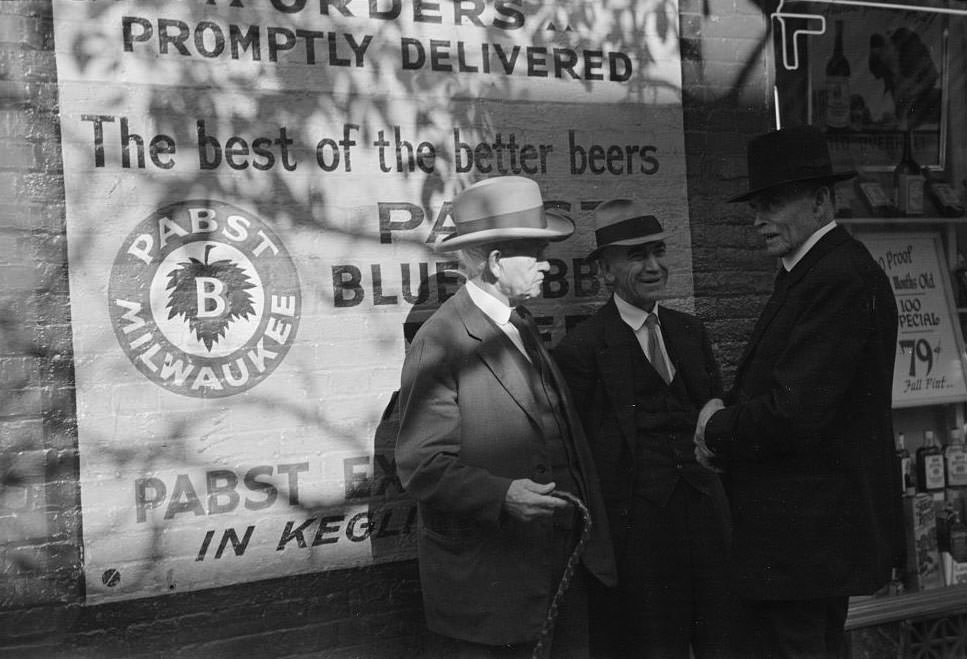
(749, 184, 823, 257)
(492, 240, 551, 305)
(599, 241, 668, 310)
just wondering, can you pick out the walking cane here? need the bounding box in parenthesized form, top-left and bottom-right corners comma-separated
(531, 490, 593, 659)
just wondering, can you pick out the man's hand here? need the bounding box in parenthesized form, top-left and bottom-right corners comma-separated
(694, 436, 724, 473)
(503, 479, 567, 522)
(694, 398, 725, 473)
(696, 397, 725, 442)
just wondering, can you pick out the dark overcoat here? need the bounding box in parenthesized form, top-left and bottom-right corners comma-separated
(705, 225, 905, 600)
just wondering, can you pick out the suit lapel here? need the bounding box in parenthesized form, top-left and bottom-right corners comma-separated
(516, 306, 596, 502)
(734, 226, 852, 384)
(455, 288, 541, 426)
(660, 310, 705, 401)
(596, 300, 643, 452)
(733, 267, 789, 381)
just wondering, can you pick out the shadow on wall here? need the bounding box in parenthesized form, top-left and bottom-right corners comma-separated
(0, 0, 772, 620)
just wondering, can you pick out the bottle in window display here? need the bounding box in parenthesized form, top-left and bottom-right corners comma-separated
(856, 173, 896, 217)
(888, 567, 905, 596)
(950, 513, 967, 563)
(896, 432, 916, 496)
(894, 125, 925, 215)
(922, 167, 965, 217)
(824, 20, 851, 132)
(946, 427, 967, 489)
(833, 180, 855, 218)
(937, 502, 956, 552)
(917, 430, 945, 493)
(954, 254, 967, 307)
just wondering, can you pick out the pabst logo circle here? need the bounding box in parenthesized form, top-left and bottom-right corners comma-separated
(109, 200, 301, 398)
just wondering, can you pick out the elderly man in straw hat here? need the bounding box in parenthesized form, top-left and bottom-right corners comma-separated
(694, 125, 903, 657)
(395, 176, 616, 657)
(552, 200, 733, 658)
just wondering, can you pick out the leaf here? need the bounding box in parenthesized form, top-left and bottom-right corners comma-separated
(165, 248, 257, 351)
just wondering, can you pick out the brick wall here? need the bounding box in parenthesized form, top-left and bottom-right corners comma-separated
(679, 0, 775, 382)
(0, 0, 83, 619)
(0, 0, 774, 655)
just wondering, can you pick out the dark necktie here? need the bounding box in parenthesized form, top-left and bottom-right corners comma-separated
(644, 313, 672, 384)
(510, 309, 544, 373)
(774, 265, 790, 293)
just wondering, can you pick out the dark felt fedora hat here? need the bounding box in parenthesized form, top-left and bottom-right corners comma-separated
(728, 125, 857, 203)
(588, 199, 672, 259)
(437, 176, 574, 251)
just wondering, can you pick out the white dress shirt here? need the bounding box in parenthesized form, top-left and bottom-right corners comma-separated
(781, 221, 837, 272)
(613, 293, 676, 382)
(464, 280, 532, 362)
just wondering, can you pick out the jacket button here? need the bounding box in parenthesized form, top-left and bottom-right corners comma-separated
(676, 463, 683, 470)
(535, 464, 548, 475)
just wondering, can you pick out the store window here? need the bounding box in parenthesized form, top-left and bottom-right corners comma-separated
(772, 1, 967, 654)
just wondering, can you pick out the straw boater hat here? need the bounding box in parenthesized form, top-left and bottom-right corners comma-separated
(588, 199, 672, 259)
(437, 176, 574, 251)
(728, 125, 857, 203)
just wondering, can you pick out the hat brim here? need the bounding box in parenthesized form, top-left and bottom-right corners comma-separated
(435, 211, 574, 251)
(588, 230, 674, 259)
(728, 171, 857, 203)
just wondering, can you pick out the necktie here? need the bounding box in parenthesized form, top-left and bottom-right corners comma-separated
(644, 313, 672, 384)
(774, 265, 789, 294)
(510, 309, 544, 373)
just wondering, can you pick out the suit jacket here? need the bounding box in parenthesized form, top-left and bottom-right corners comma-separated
(553, 299, 725, 550)
(395, 286, 616, 645)
(705, 225, 905, 600)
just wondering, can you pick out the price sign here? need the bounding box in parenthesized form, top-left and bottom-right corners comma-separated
(855, 231, 967, 407)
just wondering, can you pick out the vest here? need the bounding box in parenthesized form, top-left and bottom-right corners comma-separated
(630, 348, 717, 506)
(521, 346, 580, 527)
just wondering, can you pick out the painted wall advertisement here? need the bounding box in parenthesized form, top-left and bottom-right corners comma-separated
(857, 231, 967, 407)
(52, 0, 690, 603)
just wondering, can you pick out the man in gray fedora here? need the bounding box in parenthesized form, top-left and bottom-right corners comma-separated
(553, 199, 733, 658)
(694, 125, 904, 657)
(396, 176, 616, 656)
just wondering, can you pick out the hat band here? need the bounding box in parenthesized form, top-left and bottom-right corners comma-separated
(455, 205, 547, 235)
(751, 162, 833, 186)
(595, 215, 661, 246)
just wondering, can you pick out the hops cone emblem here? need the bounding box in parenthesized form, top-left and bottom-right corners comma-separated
(165, 244, 257, 350)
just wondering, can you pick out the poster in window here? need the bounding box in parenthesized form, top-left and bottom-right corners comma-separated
(777, 2, 948, 171)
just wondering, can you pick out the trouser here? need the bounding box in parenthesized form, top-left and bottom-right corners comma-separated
(422, 519, 590, 658)
(735, 596, 850, 659)
(590, 481, 734, 659)
(423, 569, 589, 659)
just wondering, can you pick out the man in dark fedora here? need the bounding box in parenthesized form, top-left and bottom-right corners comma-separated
(553, 199, 733, 658)
(396, 176, 616, 657)
(694, 125, 904, 657)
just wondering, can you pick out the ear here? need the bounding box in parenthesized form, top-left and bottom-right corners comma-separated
(814, 185, 832, 213)
(483, 249, 503, 281)
(598, 258, 616, 285)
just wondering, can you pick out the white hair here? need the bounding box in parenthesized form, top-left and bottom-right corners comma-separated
(457, 242, 501, 279)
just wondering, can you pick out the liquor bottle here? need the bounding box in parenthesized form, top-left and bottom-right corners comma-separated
(834, 180, 855, 218)
(950, 512, 967, 562)
(888, 567, 905, 596)
(923, 168, 965, 217)
(955, 254, 967, 307)
(917, 430, 946, 493)
(857, 174, 895, 217)
(895, 127, 925, 215)
(896, 432, 916, 496)
(937, 501, 955, 552)
(946, 426, 967, 488)
(825, 20, 851, 132)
